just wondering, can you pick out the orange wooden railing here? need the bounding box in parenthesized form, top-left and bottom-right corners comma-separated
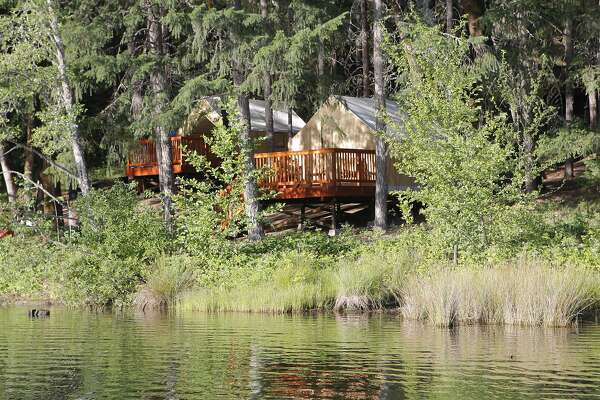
(126, 136, 211, 177)
(254, 148, 376, 199)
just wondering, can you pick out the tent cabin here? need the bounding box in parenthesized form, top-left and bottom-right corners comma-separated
(125, 97, 305, 178)
(254, 95, 414, 200)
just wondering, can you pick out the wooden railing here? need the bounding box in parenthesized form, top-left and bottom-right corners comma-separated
(126, 136, 211, 177)
(254, 148, 376, 199)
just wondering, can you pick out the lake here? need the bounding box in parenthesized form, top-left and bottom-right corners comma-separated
(0, 306, 599, 399)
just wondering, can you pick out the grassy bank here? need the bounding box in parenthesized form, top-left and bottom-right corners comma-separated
(178, 246, 600, 327)
(2, 182, 600, 327)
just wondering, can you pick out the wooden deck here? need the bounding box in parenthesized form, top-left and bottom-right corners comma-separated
(126, 140, 376, 200)
(254, 148, 376, 200)
(125, 136, 211, 178)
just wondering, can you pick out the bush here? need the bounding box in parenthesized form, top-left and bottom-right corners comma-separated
(0, 236, 63, 301)
(59, 183, 169, 306)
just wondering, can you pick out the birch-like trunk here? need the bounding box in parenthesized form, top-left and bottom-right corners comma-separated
(373, 0, 388, 231)
(47, 0, 91, 195)
(564, 16, 575, 179)
(360, 0, 369, 97)
(148, 5, 174, 231)
(590, 90, 598, 130)
(23, 113, 35, 203)
(238, 95, 264, 241)
(234, 0, 263, 240)
(0, 142, 17, 203)
(446, 0, 453, 33)
(260, 0, 274, 151)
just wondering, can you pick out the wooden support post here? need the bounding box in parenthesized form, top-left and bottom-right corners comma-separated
(329, 198, 338, 236)
(298, 203, 306, 231)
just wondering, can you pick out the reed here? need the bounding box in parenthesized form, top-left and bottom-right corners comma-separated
(134, 255, 196, 310)
(180, 252, 337, 313)
(334, 246, 417, 311)
(400, 261, 599, 327)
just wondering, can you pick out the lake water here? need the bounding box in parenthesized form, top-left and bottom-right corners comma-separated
(0, 307, 599, 399)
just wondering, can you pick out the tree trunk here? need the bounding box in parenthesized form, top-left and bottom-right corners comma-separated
(361, 0, 369, 97)
(373, 0, 388, 231)
(128, 38, 144, 120)
(288, 107, 293, 145)
(47, 0, 91, 195)
(238, 96, 264, 241)
(234, 0, 263, 241)
(564, 16, 575, 179)
(460, 0, 483, 37)
(148, 5, 175, 231)
(23, 113, 35, 203)
(317, 38, 326, 102)
(523, 130, 537, 193)
(590, 90, 598, 130)
(0, 142, 17, 203)
(260, 0, 274, 151)
(23, 114, 34, 183)
(446, 0, 453, 33)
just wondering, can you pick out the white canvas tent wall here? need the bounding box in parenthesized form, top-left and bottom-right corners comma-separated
(288, 95, 414, 191)
(182, 97, 305, 152)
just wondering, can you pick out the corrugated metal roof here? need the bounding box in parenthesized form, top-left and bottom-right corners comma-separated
(201, 96, 305, 134)
(336, 96, 404, 133)
(248, 99, 305, 134)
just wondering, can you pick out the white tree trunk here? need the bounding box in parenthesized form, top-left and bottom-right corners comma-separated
(260, 0, 274, 151)
(47, 0, 91, 195)
(148, 5, 175, 231)
(361, 0, 369, 97)
(373, 0, 388, 231)
(234, 0, 263, 241)
(564, 16, 575, 179)
(0, 142, 17, 203)
(590, 90, 598, 130)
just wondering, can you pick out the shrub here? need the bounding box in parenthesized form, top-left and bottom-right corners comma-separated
(59, 183, 169, 306)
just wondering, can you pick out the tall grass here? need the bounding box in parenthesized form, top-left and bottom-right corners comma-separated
(333, 248, 416, 311)
(177, 244, 599, 326)
(401, 261, 599, 327)
(134, 255, 196, 311)
(179, 251, 337, 313)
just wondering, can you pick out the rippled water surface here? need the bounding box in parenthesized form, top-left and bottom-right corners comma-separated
(1, 307, 600, 399)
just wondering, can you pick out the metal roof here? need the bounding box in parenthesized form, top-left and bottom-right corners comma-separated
(201, 96, 305, 134)
(248, 99, 305, 134)
(336, 96, 404, 133)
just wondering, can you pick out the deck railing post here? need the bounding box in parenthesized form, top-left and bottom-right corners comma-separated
(331, 149, 337, 189)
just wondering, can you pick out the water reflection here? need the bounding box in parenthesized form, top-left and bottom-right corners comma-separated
(0, 308, 598, 399)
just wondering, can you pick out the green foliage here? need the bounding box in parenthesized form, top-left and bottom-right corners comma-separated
(58, 183, 168, 305)
(385, 19, 525, 253)
(0, 236, 62, 301)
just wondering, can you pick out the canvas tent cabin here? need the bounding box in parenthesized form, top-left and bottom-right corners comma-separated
(287, 95, 414, 192)
(254, 95, 414, 201)
(125, 97, 306, 178)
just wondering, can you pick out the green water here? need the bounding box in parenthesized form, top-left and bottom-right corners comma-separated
(0, 307, 599, 399)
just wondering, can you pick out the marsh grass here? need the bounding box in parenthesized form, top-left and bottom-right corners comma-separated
(401, 261, 599, 327)
(177, 244, 599, 326)
(333, 248, 417, 311)
(180, 251, 337, 313)
(134, 255, 196, 311)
